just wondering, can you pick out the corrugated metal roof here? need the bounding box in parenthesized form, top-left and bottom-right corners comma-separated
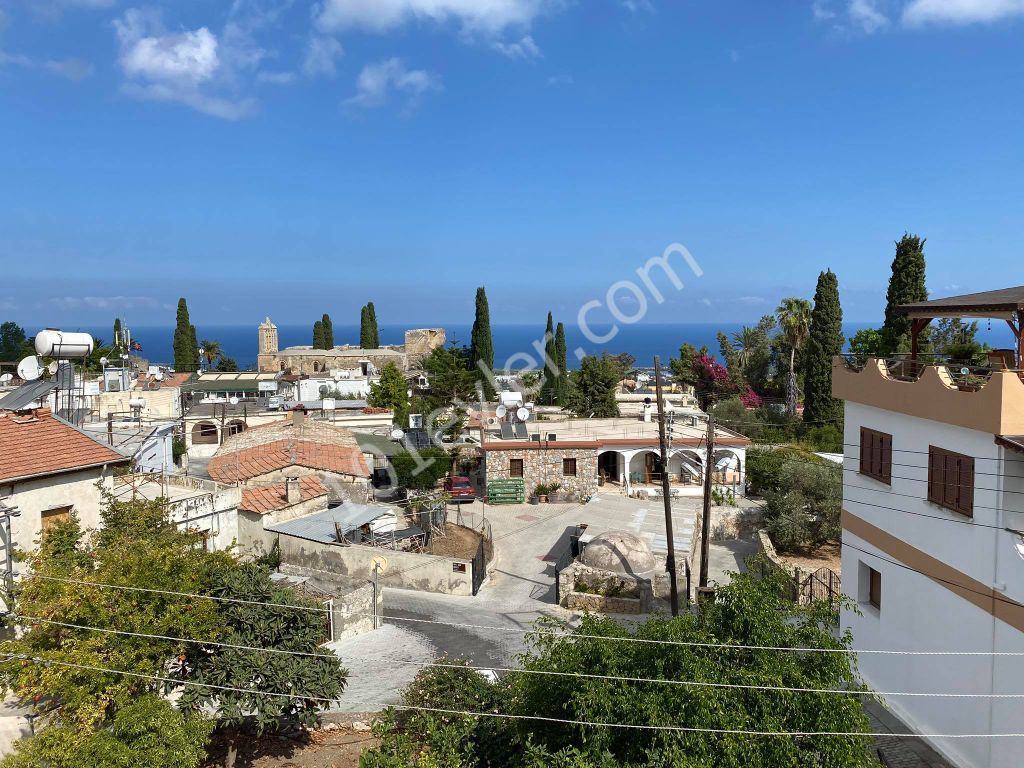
(266, 503, 396, 541)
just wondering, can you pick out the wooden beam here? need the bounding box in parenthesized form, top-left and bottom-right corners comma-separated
(910, 317, 932, 361)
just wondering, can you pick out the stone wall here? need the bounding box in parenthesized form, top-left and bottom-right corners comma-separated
(275, 532, 474, 596)
(484, 446, 598, 499)
(558, 561, 654, 613)
(564, 591, 642, 614)
(404, 328, 445, 368)
(278, 564, 381, 641)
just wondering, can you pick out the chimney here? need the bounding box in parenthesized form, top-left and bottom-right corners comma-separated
(285, 476, 301, 504)
(292, 407, 305, 430)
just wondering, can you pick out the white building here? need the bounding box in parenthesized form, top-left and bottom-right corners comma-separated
(833, 287, 1024, 768)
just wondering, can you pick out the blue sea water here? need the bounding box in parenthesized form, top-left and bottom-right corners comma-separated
(66, 321, 1017, 371)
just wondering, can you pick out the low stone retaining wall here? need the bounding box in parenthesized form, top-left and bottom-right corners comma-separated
(757, 529, 788, 572)
(564, 591, 642, 615)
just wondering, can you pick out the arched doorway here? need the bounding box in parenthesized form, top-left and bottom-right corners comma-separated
(597, 450, 623, 485)
(628, 450, 663, 484)
(667, 450, 703, 485)
(713, 449, 743, 485)
(191, 421, 218, 445)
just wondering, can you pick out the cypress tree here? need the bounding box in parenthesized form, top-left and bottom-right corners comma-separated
(359, 306, 370, 348)
(172, 299, 195, 371)
(882, 233, 927, 351)
(367, 302, 379, 348)
(113, 318, 123, 353)
(469, 287, 495, 397)
(802, 269, 844, 424)
(189, 325, 199, 371)
(554, 321, 568, 406)
(321, 314, 334, 349)
(539, 312, 557, 405)
(313, 320, 325, 350)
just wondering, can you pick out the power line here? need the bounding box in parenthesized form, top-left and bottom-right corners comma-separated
(1, 652, 1022, 739)
(22, 573, 1024, 656)
(20, 614, 1024, 699)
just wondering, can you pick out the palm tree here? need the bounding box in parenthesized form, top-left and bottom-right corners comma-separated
(776, 298, 812, 416)
(730, 325, 762, 370)
(199, 339, 222, 370)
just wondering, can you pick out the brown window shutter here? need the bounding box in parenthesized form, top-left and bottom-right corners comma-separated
(860, 428, 869, 475)
(943, 453, 959, 508)
(957, 457, 974, 517)
(880, 435, 892, 483)
(928, 448, 942, 504)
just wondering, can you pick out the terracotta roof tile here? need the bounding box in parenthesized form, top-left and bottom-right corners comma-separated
(239, 476, 329, 515)
(0, 409, 129, 483)
(207, 439, 370, 483)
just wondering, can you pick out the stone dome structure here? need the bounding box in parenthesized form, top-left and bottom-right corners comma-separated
(580, 530, 658, 575)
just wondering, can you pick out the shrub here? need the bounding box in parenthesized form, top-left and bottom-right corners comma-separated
(762, 458, 841, 553)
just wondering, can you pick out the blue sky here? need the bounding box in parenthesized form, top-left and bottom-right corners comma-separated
(1, 0, 1022, 329)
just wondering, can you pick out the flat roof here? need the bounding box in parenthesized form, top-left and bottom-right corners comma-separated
(266, 503, 396, 541)
(277, 347, 405, 357)
(480, 415, 749, 450)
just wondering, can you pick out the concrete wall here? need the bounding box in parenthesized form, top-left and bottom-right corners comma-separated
(278, 564, 381, 641)
(275, 532, 474, 596)
(485, 446, 598, 499)
(841, 401, 1024, 768)
(0, 467, 116, 556)
(95, 386, 181, 420)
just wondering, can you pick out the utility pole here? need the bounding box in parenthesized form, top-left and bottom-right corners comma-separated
(699, 414, 715, 588)
(653, 357, 679, 616)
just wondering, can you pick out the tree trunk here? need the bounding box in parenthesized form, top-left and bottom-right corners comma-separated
(224, 733, 237, 768)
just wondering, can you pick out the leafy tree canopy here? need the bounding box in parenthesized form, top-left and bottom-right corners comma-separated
(565, 354, 622, 418)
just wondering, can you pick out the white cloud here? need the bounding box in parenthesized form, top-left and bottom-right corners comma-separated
(903, 0, 1024, 24)
(0, 50, 33, 68)
(344, 57, 440, 109)
(303, 35, 344, 77)
(812, 0, 838, 19)
(48, 295, 163, 310)
(547, 73, 572, 85)
(113, 8, 257, 120)
(849, 0, 889, 31)
(622, 0, 655, 12)
(257, 69, 295, 84)
(315, 0, 546, 36)
(45, 58, 95, 81)
(491, 34, 540, 58)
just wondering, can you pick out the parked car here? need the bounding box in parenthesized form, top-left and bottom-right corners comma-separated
(267, 395, 283, 410)
(443, 475, 475, 502)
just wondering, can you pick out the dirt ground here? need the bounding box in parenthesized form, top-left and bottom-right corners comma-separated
(203, 728, 379, 768)
(777, 540, 842, 574)
(427, 521, 491, 561)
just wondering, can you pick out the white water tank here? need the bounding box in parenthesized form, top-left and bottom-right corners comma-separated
(129, 398, 146, 409)
(35, 329, 94, 358)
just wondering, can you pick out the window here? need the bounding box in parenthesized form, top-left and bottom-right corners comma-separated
(509, 458, 524, 478)
(928, 446, 974, 517)
(859, 427, 892, 484)
(868, 567, 881, 609)
(41, 506, 72, 537)
(562, 458, 577, 477)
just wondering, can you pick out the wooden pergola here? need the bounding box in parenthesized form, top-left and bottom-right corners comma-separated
(900, 286, 1024, 367)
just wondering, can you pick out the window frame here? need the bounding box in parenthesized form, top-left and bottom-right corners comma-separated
(868, 566, 882, 610)
(562, 457, 577, 477)
(40, 505, 73, 538)
(927, 446, 974, 518)
(859, 427, 892, 485)
(509, 458, 524, 478)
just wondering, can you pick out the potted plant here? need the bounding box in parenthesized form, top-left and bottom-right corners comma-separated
(546, 482, 562, 503)
(957, 373, 986, 392)
(534, 483, 550, 503)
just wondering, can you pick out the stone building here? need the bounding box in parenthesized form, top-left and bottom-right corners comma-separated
(256, 318, 445, 375)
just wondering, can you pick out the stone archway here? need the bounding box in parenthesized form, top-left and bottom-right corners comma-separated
(628, 450, 663, 484)
(597, 450, 625, 485)
(713, 448, 743, 485)
(667, 450, 703, 485)
(191, 421, 218, 445)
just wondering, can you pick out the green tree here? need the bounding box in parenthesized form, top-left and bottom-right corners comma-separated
(469, 287, 495, 399)
(565, 354, 620, 418)
(0, 321, 29, 363)
(669, 342, 708, 391)
(422, 345, 477, 440)
(199, 339, 222, 369)
(538, 313, 559, 406)
(554, 322, 568, 406)
(802, 270, 844, 425)
(214, 356, 239, 372)
(762, 458, 842, 552)
(391, 447, 454, 490)
(313, 320, 325, 350)
(322, 313, 334, 348)
(776, 297, 812, 416)
(173, 299, 198, 372)
(112, 317, 125, 355)
(848, 328, 885, 363)
(882, 233, 928, 352)
(361, 303, 380, 349)
(369, 361, 411, 424)
(176, 563, 348, 767)
(364, 570, 873, 768)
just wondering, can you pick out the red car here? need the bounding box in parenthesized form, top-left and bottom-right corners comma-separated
(444, 475, 475, 502)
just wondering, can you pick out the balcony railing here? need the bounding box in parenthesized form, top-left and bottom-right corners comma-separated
(839, 352, 1022, 390)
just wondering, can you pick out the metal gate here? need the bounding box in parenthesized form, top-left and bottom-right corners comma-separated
(799, 567, 841, 606)
(471, 538, 486, 596)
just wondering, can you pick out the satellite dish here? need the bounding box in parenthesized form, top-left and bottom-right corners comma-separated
(46, 361, 59, 375)
(485, 417, 498, 426)
(0, 373, 10, 384)
(390, 428, 405, 440)
(100, 357, 108, 366)
(495, 405, 507, 418)
(229, 396, 240, 406)
(17, 356, 43, 381)
(524, 402, 534, 410)
(370, 555, 389, 574)
(515, 407, 530, 422)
